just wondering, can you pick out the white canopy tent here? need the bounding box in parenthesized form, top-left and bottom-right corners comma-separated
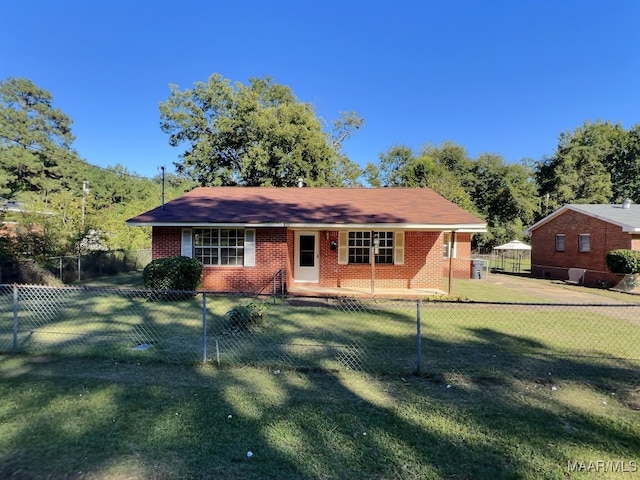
(492, 240, 531, 272)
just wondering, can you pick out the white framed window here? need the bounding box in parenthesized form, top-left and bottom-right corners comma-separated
(555, 234, 565, 252)
(444, 233, 451, 258)
(181, 228, 255, 266)
(347, 231, 370, 264)
(338, 231, 403, 265)
(443, 232, 456, 258)
(374, 231, 394, 264)
(347, 231, 393, 264)
(578, 234, 590, 252)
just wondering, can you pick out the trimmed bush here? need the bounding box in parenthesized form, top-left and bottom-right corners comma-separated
(143, 255, 203, 292)
(605, 249, 640, 274)
(225, 302, 267, 331)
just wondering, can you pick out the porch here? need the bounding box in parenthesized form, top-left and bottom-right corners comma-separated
(287, 284, 446, 299)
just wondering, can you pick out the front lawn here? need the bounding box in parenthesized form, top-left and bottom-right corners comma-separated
(1, 274, 639, 478)
(1, 356, 638, 479)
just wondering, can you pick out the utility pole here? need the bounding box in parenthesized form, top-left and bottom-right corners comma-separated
(82, 181, 89, 226)
(79, 180, 89, 282)
(161, 166, 165, 210)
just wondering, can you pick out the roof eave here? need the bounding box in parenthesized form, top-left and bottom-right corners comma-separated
(126, 220, 487, 232)
(525, 205, 640, 234)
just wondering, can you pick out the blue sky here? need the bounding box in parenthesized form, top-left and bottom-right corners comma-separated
(1, 0, 638, 180)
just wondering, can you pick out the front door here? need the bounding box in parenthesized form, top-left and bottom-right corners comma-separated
(294, 232, 319, 283)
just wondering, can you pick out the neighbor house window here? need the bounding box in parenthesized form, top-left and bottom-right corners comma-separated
(193, 228, 245, 265)
(578, 234, 590, 252)
(347, 231, 393, 264)
(555, 234, 565, 252)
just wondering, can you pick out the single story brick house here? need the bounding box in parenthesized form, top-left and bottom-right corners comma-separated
(525, 200, 640, 286)
(126, 187, 486, 294)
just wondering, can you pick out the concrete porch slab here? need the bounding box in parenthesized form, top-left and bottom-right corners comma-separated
(287, 284, 446, 299)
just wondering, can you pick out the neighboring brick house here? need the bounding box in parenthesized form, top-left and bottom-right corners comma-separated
(126, 187, 486, 294)
(525, 201, 640, 287)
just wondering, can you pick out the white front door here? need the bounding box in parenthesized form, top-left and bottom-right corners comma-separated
(294, 232, 319, 283)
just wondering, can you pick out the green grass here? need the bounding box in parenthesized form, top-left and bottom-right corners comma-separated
(447, 273, 640, 303)
(3, 280, 640, 379)
(1, 273, 639, 478)
(79, 270, 146, 288)
(1, 355, 638, 479)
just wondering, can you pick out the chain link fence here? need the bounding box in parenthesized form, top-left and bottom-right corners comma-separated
(0, 250, 151, 285)
(1, 284, 639, 388)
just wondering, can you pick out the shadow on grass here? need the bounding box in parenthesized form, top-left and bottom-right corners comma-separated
(1, 293, 640, 479)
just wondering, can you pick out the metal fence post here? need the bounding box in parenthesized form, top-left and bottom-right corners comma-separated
(12, 284, 18, 353)
(416, 298, 422, 375)
(202, 291, 207, 363)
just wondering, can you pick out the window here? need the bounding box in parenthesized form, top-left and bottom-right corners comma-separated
(348, 231, 370, 264)
(375, 231, 394, 264)
(193, 228, 245, 265)
(555, 234, 565, 252)
(443, 233, 451, 258)
(578, 234, 590, 252)
(443, 232, 457, 258)
(347, 231, 393, 264)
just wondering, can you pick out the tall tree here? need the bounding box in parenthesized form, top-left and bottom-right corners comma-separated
(365, 144, 414, 187)
(423, 141, 474, 187)
(535, 121, 627, 211)
(367, 142, 539, 248)
(159, 74, 363, 187)
(603, 123, 640, 202)
(365, 143, 475, 212)
(468, 154, 538, 247)
(0, 77, 79, 198)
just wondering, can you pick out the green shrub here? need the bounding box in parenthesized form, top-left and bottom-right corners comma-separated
(142, 256, 203, 292)
(605, 249, 640, 274)
(225, 302, 267, 331)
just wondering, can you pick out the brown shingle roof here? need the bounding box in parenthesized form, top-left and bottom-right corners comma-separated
(126, 187, 486, 231)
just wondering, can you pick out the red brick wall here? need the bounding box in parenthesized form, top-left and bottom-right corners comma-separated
(151, 227, 182, 259)
(152, 227, 473, 292)
(442, 233, 473, 280)
(152, 226, 289, 292)
(530, 210, 631, 286)
(318, 230, 471, 290)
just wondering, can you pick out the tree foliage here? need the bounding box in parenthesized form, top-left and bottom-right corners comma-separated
(143, 255, 203, 292)
(534, 121, 640, 214)
(365, 142, 537, 248)
(0, 77, 77, 198)
(4, 76, 640, 264)
(605, 249, 640, 275)
(0, 77, 194, 264)
(366, 120, 640, 250)
(159, 74, 363, 187)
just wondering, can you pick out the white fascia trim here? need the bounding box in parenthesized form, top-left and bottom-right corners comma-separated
(524, 205, 640, 234)
(125, 221, 284, 227)
(565, 205, 635, 231)
(127, 221, 487, 232)
(286, 223, 487, 231)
